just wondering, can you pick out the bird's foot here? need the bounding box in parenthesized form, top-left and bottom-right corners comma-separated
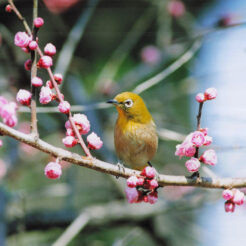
(116, 162, 125, 179)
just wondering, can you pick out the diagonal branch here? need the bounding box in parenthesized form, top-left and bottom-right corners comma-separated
(1, 122, 246, 189)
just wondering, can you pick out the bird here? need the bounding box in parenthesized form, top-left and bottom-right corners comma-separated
(107, 92, 158, 170)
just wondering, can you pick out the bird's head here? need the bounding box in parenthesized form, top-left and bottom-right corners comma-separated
(107, 92, 152, 123)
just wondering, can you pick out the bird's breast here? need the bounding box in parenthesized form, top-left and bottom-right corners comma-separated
(114, 119, 158, 170)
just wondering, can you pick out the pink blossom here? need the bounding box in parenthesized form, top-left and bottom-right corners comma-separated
(1, 102, 18, 127)
(185, 157, 200, 173)
(222, 189, 234, 201)
(200, 128, 208, 136)
(34, 17, 44, 28)
(141, 166, 156, 179)
(204, 88, 217, 100)
(224, 201, 235, 213)
(29, 40, 38, 50)
(87, 132, 103, 150)
(195, 93, 205, 103)
(44, 162, 62, 179)
(24, 59, 32, 71)
(62, 136, 77, 148)
(204, 135, 213, 146)
(140, 45, 161, 65)
(14, 32, 31, 48)
(147, 179, 159, 189)
(200, 149, 217, 166)
(72, 113, 90, 134)
(39, 86, 53, 104)
(16, 89, 32, 106)
(125, 187, 139, 203)
(0, 96, 8, 115)
(54, 73, 63, 84)
(21, 47, 30, 53)
(0, 140, 2, 147)
(232, 189, 244, 205)
(38, 56, 53, 68)
(58, 101, 70, 114)
(5, 4, 12, 12)
(191, 131, 205, 147)
(147, 191, 158, 204)
(66, 128, 75, 136)
(44, 43, 56, 56)
(127, 176, 138, 188)
(31, 76, 43, 87)
(175, 141, 196, 158)
(167, 0, 185, 17)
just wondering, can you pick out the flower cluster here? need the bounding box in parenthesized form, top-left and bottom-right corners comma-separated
(125, 166, 159, 204)
(175, 88, 217, 173)
(222, 189, 245, 213)
(195, 87, 217, 103)
(0, 96, 18, 127)
(63, 114, 103, 150)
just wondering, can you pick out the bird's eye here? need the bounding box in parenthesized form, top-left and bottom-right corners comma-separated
(124, 99, 133, 108)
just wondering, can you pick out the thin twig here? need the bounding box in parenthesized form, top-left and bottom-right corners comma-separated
(30, 0, 39, 137)
(1, 122, 246, 189)
(133, 39, 201, 94)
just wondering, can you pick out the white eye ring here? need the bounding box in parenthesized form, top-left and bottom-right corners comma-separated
(124, 99, 133, 108)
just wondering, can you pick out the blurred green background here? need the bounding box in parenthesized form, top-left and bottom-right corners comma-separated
(0, 0, 245, 245)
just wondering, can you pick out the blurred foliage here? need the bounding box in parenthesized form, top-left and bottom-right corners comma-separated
(0, 0, 224, 245)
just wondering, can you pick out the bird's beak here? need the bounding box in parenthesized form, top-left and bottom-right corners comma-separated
(107, 99, 119, 105)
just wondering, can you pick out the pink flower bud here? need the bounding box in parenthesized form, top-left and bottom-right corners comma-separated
(24, 59, 32, 71)
(34, 17, 44, 28)
(0, 140, 3, 147)
(39, 86, 53, 104)
(137, 177, 145, 186)
(191, 131, 205, 147)
(224, 201, 235, 213)
(28, 40, 38, 50)
(87, 132, 103, 150)
(14, 32, 31, 48)
(185, 157, 200, 173)
(222, 189, 234, 201)
(21, 47, 30, 53)
(204, 135, 213, 146)
(147, 191, 158, 204)
(167, 0, 185, 18)
(46, 80, 54, 89)
(58, 101, 70, 114)
(44, 162, 62, 179)
(31, 76, 43, 87)
(62, 136, 77, 148)
(200, 149, 217, 166)
(54, 73, 63, 84)
(16, 89, 31, 106)
(232, 189, 244, 205)
(175, 141, 196, 158)
(204, 88, 217, 100)
(38, 56, 53, 68)
(72, 113, 90, 134)
(1, 102, 18, 127)
(140, 45, 161, 65)
(127, 176, 138, 188)
(147, 179, 159, 189)
(125, 187, 139, 203)
(44, 43, 56, 56)
(0, 96, 8, 116)
(141, 166, 156, 179)
(195, 93, 205, 103)
(5, 4, 12, 12)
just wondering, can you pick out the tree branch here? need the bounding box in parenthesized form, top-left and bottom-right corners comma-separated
(1, 122, 246, 189)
